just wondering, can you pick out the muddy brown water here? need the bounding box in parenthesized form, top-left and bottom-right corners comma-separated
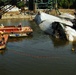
(0, 19, 76, 75)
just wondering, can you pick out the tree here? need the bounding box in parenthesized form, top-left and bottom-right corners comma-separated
(16, 1, 25, 8)
(57, 0, 75, 8)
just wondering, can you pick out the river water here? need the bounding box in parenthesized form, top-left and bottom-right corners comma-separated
(0, 19, 76, 75)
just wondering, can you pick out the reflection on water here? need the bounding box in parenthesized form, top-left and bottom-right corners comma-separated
(0, 49, 6, 55)
(8, 35, 33, 42)
(49, 36, 69, 47)
(0, 19, 31, 26)
(71, 41, 76, 53)
(0, 19, 76, 75)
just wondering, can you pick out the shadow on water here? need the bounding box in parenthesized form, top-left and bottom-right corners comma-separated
(8, 35, 33, 42)
(0, 35, 33, 55)
(0, 49, 7, 55)
(1, 19, 76, 75)
(49, 35, 69, 47)
(71, 41, 76, 53)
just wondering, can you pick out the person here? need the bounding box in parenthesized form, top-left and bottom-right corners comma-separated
(1, 33, 5, 44)
(0, 33, 4, 44)
(18, 23, 22, 30)
(0, 38, 2, 44)
(0, 24, 4, 28)
(18, 23, 22, 27)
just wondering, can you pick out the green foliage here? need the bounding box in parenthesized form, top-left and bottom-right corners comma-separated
(0, 0, 76, 9)
(1, 0, 6, 2)
(16, 1, 25, 8)
(58, 0, 76, 8)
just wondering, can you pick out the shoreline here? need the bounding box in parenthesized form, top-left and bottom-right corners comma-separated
(49, 9, 75, 16)
(2, 14, 35, 20)
(1, 11, 35, 20)
(1, 9, 75, 20)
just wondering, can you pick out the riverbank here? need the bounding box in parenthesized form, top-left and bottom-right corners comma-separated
(1, 9, 75, 19)
(50, 9, 75, 15)
(1, 11, 35, 20)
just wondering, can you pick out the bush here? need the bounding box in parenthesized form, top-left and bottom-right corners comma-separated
(16, 1, 25, 8)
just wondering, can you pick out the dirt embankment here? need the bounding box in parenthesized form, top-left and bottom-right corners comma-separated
(2, 11, 33, 20)
(1, 9, 75, 19)
(50, 9, 75, 15)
